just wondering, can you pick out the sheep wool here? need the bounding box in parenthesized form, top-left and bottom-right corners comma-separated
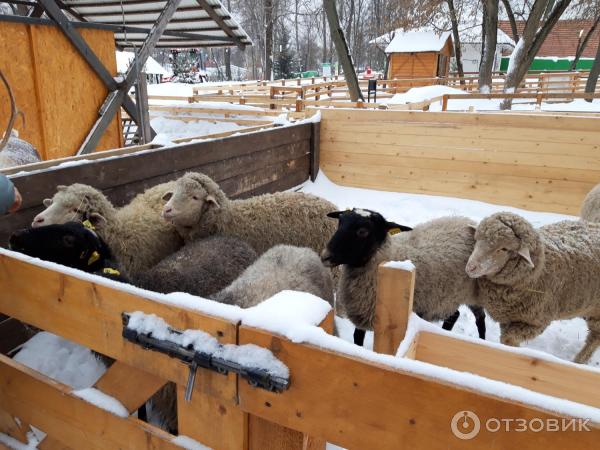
(336, 216, 479, 330)
(211, 245, 334, 307)
(163, 172, 338, 256)
(580, 183, 600, 222)
(34, 182, 182, 276)
(470, 212, 600, 363)
(135, 235, 258, 297)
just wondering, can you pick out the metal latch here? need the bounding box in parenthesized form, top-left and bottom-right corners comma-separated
(121, 313, 290, 400)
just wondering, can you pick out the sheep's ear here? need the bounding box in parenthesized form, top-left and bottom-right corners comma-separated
(205, 195, 220, 209)
(162, 191, 173, 201)
(386, 221, 412, 234)
(327, 211, 344, 219)
(43, 198, 52, 207)
(56, 185, 67, 192)
(517, 245, 535, 268)
(88, 212, 107, 230)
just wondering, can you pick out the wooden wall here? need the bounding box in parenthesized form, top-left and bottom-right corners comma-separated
(0, 21, 122, 160)
(388, 52, 438, 79)
(320, 109, 600, 215)
(0, 124, 316, 244)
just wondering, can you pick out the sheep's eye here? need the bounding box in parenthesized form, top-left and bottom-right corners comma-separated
(497, 247, 508, 252)
(192, 195, 199, 200)
(72, 208, 78, 213)
(356, 228, 369, 238)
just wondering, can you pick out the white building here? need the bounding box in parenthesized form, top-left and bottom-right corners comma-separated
(456, 27, 515, 73)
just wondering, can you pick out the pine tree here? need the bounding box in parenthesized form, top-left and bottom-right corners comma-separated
(273, 26, 296, 79)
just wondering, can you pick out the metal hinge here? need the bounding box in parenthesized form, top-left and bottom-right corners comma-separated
(121, 313, 290, 400)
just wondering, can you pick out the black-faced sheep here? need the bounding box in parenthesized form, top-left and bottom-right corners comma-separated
(32, 183, 183, 276)
(9, 222, 128, 283)
(211, 245, 334, 307)
(321, 209, 486, 345)
(466, 211, 600, 364)
(161, 172, 338, 256)
(135, 235, 258, 297)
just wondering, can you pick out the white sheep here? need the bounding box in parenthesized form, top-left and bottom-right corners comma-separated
(321, 209, 486, 344)
(580, 183, 600, 222)
(32, 182, 182, 276)
(161, 172, 338, 256)
(466, 211, 600, 363)
(211, 245, 334, 307)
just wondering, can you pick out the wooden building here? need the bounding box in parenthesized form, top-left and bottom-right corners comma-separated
(385, 30, 454, 79)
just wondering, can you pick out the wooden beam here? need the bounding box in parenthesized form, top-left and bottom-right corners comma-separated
(93, 362, 167, 414)
(374, 264, 415, 355)
(0, 355, 181, 449)
(195, 0, 245, 49)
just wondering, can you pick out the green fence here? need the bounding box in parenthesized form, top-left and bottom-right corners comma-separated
(499, 57, 594, 72)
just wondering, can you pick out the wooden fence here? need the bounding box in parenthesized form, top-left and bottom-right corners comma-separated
(0, 123, 319, 245)
(319, 109, 600, 215)
(1, 254, 600, 449)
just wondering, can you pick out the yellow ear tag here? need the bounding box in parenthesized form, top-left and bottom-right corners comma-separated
(87, 251, 100, 266)
(103, 268, 121, 276)
(82, 220, 95, 231)
(388, 228, 402, 235)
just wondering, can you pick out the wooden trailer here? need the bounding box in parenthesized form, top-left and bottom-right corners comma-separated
(2, 113, 600, 449)
(385, 30, 454, 80)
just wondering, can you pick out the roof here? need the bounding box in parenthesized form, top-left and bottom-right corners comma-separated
(384, 30, 452, 54)
(498, 19, 599, 58)
(459, 27, 515, 46)
(59, 0, 252, 48)
(116, 51, 171, 75)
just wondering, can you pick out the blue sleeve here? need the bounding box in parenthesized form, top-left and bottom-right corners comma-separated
(0, 175, 15, 214)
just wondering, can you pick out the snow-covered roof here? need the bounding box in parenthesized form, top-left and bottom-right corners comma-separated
(459, 27, 515, 46)
(116, 51, 171, 76)
(384, 30, 452, 54)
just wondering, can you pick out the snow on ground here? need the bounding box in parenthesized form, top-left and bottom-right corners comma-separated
(150, 116, 243, 143)
(386, 85, 466, 105)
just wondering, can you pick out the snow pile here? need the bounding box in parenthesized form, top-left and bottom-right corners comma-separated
(384, 30, 451, 53)
(126, 311, 289, 379)
(0, 431, 40, 450)
(13, 332, 106, 389)
(150, 117, 242, 141)
(383, 260, 415, 271)
(72, 388, 129, 418)
(172, 435, 212, 450)
(385, 85, 466, 105)
(151, 133, 174, 147)
(116, 51, 170, 76)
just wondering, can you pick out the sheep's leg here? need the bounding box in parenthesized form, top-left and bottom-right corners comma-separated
(441, 310, 460, 331)
(468, 305, 487, 340)
(574, 318, 600, 364)
(500, 321, 546, 347)
(354, 328, 366, 346)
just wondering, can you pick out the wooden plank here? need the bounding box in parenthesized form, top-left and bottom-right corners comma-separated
(0, 355, 180, 450)
(374, 265, 415, 355)
(9, 123, 311, 210)
(414, 331, 600, 409)
(177, 385, 248, 450)
(0, 254, 238, 402)
(0, 408, 30, 444)
(37, 436, 74, 450)
(309, 122, 320, 182)
(93, 362, 167, 413)
(248, 416, 304, 450)
(238, 327, 600, 449)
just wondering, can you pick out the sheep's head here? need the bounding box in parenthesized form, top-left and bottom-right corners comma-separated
(9, 222, 110, 272)
(466, 212, 537, 280)
(161, 173, 224, 227)
(321, 208, 412, 268)
(32, 184, 112, 229)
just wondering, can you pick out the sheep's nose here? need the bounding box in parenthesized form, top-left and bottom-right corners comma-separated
(320, 249, 335, 267)
(31, 216, 45, 227)
(162, 207, 172, 218)
(465, 262, 479, 277)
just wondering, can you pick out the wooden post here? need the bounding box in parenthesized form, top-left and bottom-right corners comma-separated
(441, 94, 449, 111)
(134, 72, 152, 144)
(373, 264, 415, 355)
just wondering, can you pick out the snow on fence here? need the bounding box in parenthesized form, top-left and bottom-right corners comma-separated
(320, 109, 600, 215)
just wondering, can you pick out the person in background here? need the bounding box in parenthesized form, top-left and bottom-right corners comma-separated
(0, 174, 21, 214)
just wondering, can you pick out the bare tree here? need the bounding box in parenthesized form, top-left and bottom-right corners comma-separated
(500, 0, 519, 43)
(447, 0, 465, 82)
(570, 15, 600, 70)
(585, 38, 600, 101)
(501, 0, 573, 109)
(324, 0, 364, 100)
(479, 0, 498, 92)
(264, 0, 274, 80)
(0, 70, 17, 151)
